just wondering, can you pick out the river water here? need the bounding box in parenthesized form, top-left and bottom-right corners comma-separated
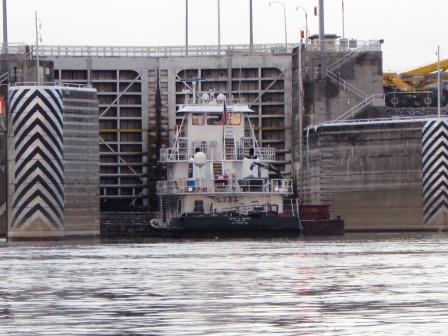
(0, 234, 447, 335)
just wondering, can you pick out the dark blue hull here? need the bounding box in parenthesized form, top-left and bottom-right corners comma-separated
(167, 215, 302, 238)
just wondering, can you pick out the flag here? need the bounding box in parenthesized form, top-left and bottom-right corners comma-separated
(223, 100, 228, 125)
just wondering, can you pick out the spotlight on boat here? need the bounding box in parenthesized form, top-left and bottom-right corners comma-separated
(194, 151, 207, 167)
(201, 93, 210, 103)
(217, 93, 226, 103)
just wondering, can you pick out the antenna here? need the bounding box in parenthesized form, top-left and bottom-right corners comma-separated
(341, 0, 345, 39)
(35, 11, 41, 84)
(39, 18, 43, 43)
(185, 0, 189, 55)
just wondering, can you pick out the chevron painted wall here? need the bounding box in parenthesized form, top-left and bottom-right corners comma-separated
(422, 119, 448, 226)
(8, 87, 65, 235)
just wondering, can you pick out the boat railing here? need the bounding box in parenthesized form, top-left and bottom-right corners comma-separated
(182, 96, 247, 106)
(10, 82, 92, 88)
(156, 178, 293, 195)
(160, 147, 190, 161)
(160, 146, 276, 162)
(270, 179, 294, 193)
(3, 41, 381, 58)
(256, 148, 276, 161)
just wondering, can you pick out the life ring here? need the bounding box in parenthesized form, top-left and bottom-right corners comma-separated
(150, 219, 160, 228)
(390, 96, 400, 107)
(423, 96, 432, 106)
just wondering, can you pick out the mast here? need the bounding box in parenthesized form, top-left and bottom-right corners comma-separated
(437, 45, 441, 118)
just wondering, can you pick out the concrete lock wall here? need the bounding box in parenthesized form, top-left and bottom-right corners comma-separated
(7, 85, 99, 239)
(48, 53, 293, 211)
(302, 119, 448, 231)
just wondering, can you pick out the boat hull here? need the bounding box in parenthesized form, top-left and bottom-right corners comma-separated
(100, 214, 345, 238)
(165, 215, 302, 238)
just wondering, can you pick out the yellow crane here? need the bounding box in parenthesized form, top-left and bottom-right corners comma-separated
(384, 59, 448, 108)
(402, 59, 448, 76)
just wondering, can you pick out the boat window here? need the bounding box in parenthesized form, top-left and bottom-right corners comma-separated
(228, 113, 241, 125)
(207, 113, 223, 125)
(192, 113, 205, 125)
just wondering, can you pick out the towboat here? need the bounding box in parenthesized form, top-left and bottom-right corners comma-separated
(150, 92, 302, 238)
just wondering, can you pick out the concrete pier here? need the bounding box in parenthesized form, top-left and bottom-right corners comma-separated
(7, 85, 100, 239)
(61, 87, 101, 237)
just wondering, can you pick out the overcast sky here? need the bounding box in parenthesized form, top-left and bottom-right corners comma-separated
(2, 0, 445, 72)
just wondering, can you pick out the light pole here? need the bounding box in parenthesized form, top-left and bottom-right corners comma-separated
(341, 0, 345, 39)
(437, 46, 441, 118)
(318, 0, 325, 52)
(217, 0, 221, 54)
(185, 0, 189, 55)
(295, 5, 308, 40)
(249, 0, 254, 51)
(269, 1, 288, 49)
(2, 0, 7, 54)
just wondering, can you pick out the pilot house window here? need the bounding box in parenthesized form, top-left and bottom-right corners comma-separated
(228, 113, 241, 125)
(207, 113, 223, 125)
(192, 113, 205, 125)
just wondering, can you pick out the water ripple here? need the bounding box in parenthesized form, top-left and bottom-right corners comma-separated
(0, 234, 448, 335)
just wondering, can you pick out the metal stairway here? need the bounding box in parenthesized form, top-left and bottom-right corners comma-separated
(178, 138, 187, 160)
(224, 125, 235, 160)
(213, 161, 223, 176)
(327, 43, 374, 73)
(325, 69, 367, 99)
(332, 94, 386, 122)
(323, 48, 386, 122)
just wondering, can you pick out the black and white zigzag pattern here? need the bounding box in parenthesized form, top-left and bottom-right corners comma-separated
(9, 87, 64, 231)
(422, 119, 448, 225)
